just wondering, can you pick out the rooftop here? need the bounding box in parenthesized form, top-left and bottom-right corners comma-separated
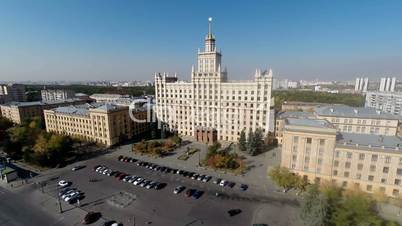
(315, 105, 401, 120)
(0, 98, 83, 107)
(337, 132, 402, 150)
(51, 102, 123, 116)
(277, 111, 314, 119)
(286, 118, 334, 129)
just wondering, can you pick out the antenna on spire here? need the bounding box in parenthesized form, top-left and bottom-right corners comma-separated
(208, 17, 213, 35)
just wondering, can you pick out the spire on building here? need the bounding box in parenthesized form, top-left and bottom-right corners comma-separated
(205, 17, 216, 52)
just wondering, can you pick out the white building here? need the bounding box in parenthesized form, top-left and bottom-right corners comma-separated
(0, 84, 26, 103)
(354, 77, 368, 93)
(41, 89, 75, 101)
(379, 77, 396, 92)
(154, 18, 273, 144)
(365, 91, 402, 116)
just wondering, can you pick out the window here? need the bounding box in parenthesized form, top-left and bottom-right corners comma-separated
(344, 172, 350, 178)
(306, 138, 312, 144)
(367, 185, 372, 191)
(359, 153, 365, 160)
(333, 170, 338, 176)
(381, 178, 387, 184)
(334, 160, 339, 167)
(345, 162, 351, 168)
(383, 167, 389, 174)
(371, 155, 378, 162)
(397, 168, 402, 176)
(368, 175, 374, 181)
(393, 189, 399, 197)
(385, 156, 391, 164)
(347, 152, 352, 159)
(319, 139, 325, 146)
(342, 181, 348, 187)
(370, 165, 376, 172)
(335, 151, 340, 158)
(356, 173, 362, 179)
(357, 163, 363, 170)
(395, 179, 401, 185)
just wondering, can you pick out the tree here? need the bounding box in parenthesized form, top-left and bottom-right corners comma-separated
(269, 166, 299, 191)
(246, 130, 254, 154)
(238, 129, 247, 152)
(250, 128, 264, 155)
(300, 184, 329, 226)
(331, 190, 382, 226)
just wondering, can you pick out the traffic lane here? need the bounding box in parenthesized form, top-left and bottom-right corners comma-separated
(53, 159, 255, 226)
(0, 187, 60, 226)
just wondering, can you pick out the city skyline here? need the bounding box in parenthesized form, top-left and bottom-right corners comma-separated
(1, 0, 402, 82)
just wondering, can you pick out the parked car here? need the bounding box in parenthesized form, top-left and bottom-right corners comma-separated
(118, 155, 124, 161)
(58, 180, 70, 187)
(214, 178, 222, 184)
(133, 178, 144, 185)
(72, 165, 85, 171)
(202, 175, 212, 183)
(192, 190, 204, 199)
(82, 212, 101, 224)
(146, 181, 157, 189)
(174, 185, 185, 194)
(228, 209, 242, 217)
(140, 180, 150, 187)
(227, 182, 236, 188)
(154, 182, 166, 190)
(185, 189, 196, 197)
(61, 190, 77, 199)
(59, 188, 75, 197)
(219, 180, 227, 187)
(64, 191, 81, 202)
(191, 174, 199, 180)
(240, 184, 248, 191)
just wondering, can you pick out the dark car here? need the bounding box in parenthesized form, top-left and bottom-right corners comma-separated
(154, 182, 167, 190)
(240, 184, 248, 191)
(103, 221, 117, 226)
(118, 173, 127, 180)
(228, 209, 242, 217)
(185, 189, 196, 197)
(227, 182, 236, 188)
(192, 190, 204, 199)
(72, 165, 85, 171)
(82, 212, 101, 224)
(118, 155, 124, 161)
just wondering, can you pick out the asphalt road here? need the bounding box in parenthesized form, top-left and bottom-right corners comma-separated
(0, 187, 58, 226)
(39, 154, 300, 226)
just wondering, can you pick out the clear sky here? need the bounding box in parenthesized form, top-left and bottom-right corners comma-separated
(1, 0, 402, 82)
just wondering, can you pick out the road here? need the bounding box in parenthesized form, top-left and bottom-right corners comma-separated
(0, 187, 58, 226)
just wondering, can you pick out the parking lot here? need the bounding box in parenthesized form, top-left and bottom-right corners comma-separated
(38, 149, 301, 226)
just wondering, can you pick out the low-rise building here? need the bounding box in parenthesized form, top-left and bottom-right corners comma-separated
(0, 99, 86, 124)
(315, 105, 401, 136)
(275, 111, 314, 144)
(281, 101, 333, 112)
(281, 118, 402, 197)
(41, 89, 75, 101)
(44, 103, 150, 146)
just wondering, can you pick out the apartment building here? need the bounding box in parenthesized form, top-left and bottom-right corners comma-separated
(315, 105, 401, 136)
(365, 91, 402, 116)
(41, 89, 75, 101)
(0, 99, 86, 124)
(44, 103, 149, 146)
(155, 19, 273, 143)
(281, 118, 402, 197)
(275, 111, 315, 144)
(0, 84, 26, 103)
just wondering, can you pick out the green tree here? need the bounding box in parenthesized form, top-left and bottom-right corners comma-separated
(331, 191, 382, 226)
(269, 166, 299, 191)
(300, 184, 329, 226)
(238, 129, 247, 152)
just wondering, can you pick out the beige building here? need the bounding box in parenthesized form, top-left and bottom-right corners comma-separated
(315, 105, 401, 136)
(155, 19, 273, 143)
(44, 103, 149, 146)
(281, 118, 402, 197)
(0, 99, 86, 124)
(275, 111, 314, 144)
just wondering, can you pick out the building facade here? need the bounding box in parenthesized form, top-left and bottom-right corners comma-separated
(315, 105, 401, 136)
(365, 91, 402, 116)
(281, 118, 402, 197)
(155, 19, 273, 143)
(41, 89, 75, 101)
(0, 84, 26, 103)
(0, 99, 86, 124)
(44, 103, 150, 146)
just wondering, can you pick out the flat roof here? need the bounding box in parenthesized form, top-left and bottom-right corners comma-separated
(286, 118, 333, 129)
(337, 132, 402, 150)
(0, 98, 83, 107)
(315, 105, 401, 120)
(277, 111, 314, 119)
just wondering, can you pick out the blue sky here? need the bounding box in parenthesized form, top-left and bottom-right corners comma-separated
(1, 0, 402, 82)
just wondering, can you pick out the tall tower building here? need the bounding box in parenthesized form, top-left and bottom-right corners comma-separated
(155, 18, 273, 144)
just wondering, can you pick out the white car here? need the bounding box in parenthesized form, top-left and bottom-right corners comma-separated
(133, 178, 144, 185)
(58, 180, 70, 187)
(64, 191, 80, 202)
(219, 180, 226, 187)
(61, 190, 76, 199)
(174, 186, 185, 194)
